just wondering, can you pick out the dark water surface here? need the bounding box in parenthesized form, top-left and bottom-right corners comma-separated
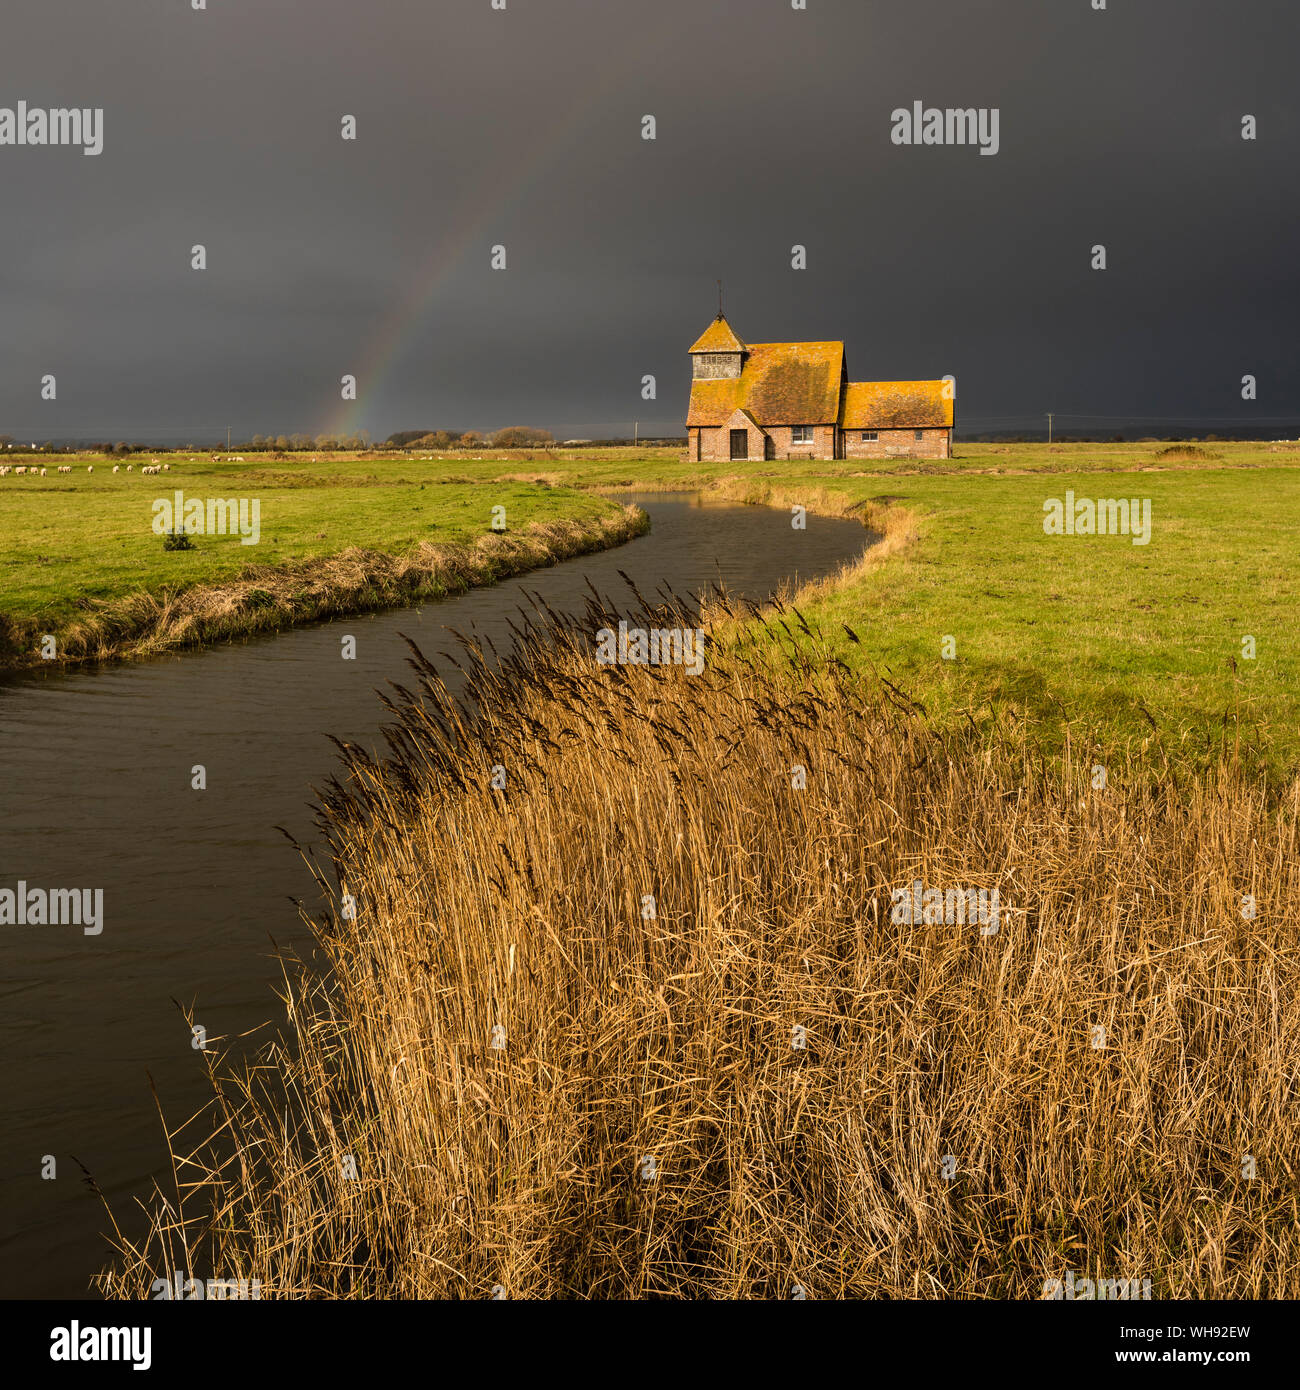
(0, 493, 869, 1298)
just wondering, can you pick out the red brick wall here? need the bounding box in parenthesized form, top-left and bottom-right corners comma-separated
(694, 423, 950, 461)
(842, 427, 950, 460)
(697, 423, 768, 462)
(764, 424, 837, 459)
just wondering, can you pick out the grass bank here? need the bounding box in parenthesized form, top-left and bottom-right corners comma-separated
(0, 458, 646, 670)
(98, 595, 1300, 1299)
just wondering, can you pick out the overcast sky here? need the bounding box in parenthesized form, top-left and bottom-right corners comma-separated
(1, 0, 1296, 442)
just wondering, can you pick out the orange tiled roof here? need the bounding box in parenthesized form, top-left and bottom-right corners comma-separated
(687, 341, 844, 426)
(840, 380, 953, 429)
(688, 315, 746, 354)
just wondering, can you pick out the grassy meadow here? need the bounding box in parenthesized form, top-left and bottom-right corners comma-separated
(710, 463, 1300, 781)
(0, 454, 643, 669)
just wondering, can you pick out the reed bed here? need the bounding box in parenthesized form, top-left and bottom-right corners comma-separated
(99, 586, 1300, 1299)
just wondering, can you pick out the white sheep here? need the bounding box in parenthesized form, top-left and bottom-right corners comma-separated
(113, 464, 120, 473)
(126, 464, 133, 472)
(40, 467, 47, 476)
(15, 466, 26, 475)
(163, 463, 171, 471)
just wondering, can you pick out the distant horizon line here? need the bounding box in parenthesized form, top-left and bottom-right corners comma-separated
(4, 424, 1298, 451)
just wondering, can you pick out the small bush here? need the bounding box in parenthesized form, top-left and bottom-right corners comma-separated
(1155, 445, 1221, 461)
(162, 530, 196, 551)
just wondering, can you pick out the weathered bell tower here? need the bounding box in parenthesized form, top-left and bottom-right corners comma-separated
(688, 310, 746, 380)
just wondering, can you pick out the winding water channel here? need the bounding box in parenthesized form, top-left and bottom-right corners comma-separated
(0, 492, 870, 1297)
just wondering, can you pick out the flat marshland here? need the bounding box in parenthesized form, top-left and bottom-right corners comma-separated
(81, 441, 1300, 1297)
(0, 456, 645, 669)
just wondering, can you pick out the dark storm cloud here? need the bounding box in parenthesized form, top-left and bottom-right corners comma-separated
(0, 0, 1296, 443)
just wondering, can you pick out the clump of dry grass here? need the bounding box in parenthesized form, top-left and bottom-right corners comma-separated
(16, 508, 647, 671)
(98, 589, 1300, 1299)
(1155, 445, 1223, 461)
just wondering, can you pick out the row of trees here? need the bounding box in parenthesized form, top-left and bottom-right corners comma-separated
(247, 433, 370, 452)
(385, 427, 554, 450)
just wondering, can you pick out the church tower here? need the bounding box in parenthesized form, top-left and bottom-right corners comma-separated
(688, 314, 746, 380)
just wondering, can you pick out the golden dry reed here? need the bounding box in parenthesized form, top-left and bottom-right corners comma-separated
(99, 586, 1300, 1299)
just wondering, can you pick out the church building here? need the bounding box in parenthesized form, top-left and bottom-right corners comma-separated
(685, 315, 953, 462)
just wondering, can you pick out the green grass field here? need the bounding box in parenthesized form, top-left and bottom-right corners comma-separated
(778, 465, 1297, 768)
(0, 457, 623, 629)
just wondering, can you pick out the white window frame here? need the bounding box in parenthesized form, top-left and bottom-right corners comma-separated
(791, 425, 814, 444)
(862, 430, 878, 442)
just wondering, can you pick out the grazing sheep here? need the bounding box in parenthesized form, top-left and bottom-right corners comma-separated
(163, 463, 171, 471)
(15, 466, 26, 475)
(113, 464, 120, 473)
(126, 464, 133, 471)
(40, 467, 47, 476)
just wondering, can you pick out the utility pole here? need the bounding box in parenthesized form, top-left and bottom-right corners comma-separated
(1046, 412, 1054, 444)
(634, 420, 638, 447)
(227, 425, 232, 453)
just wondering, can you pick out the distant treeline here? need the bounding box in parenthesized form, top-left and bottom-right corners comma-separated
(386, 427, 553, 448)
(385, 429, 686, 449)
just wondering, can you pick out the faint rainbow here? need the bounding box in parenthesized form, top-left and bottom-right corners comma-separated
(325, 44, 672, 441)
